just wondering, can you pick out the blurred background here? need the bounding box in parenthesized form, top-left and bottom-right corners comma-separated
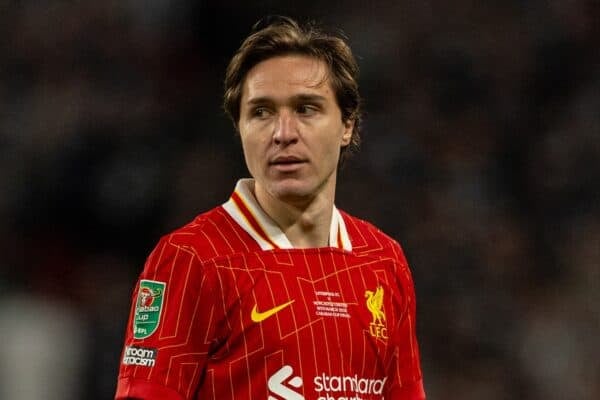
(0, 1, 598, 399)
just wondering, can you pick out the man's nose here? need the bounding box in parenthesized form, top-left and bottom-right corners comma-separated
(273, 110, 299, 145)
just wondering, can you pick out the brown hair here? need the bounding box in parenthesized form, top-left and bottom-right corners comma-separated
(223, 16, 362, 162)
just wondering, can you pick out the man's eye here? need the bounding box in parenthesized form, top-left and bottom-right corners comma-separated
(252, 107, 270, 118)
(297, 104, 318, 115)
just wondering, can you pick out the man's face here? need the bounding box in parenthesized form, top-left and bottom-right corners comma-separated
(238, 55, 353, 204)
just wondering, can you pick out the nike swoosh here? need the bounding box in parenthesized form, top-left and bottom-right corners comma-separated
(251, 300, 295, 323)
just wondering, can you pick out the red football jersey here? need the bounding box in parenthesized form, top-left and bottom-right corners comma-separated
(115, 179, 425, 400)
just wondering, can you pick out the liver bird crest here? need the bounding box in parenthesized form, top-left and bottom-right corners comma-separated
(365, 286, 386, 326)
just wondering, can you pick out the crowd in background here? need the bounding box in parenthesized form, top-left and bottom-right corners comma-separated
(0, 1, 598, 399)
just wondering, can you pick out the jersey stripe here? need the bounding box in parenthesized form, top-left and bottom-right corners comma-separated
(231, 191, 280, 250)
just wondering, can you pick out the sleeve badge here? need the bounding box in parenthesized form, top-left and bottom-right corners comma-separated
(133, 280, 166, 339)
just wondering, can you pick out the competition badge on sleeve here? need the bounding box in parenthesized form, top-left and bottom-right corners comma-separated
(133, 280, 166, 339)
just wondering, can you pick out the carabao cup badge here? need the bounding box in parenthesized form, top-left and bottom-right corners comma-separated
(133, 280, 166, 339)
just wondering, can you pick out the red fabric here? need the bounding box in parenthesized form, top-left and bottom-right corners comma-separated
(387, 379, 427, 400)
(115, 205, 425, 399)
(115, 377, 185, 399)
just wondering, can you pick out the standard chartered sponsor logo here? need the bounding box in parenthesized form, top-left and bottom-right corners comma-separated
(268, 365, 386, 400)
(268, 365, 304, 400)
(122, 345, 157, 367)
(315, 374, 387, 400)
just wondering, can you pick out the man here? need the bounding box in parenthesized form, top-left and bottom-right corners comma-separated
(115, 16, 426, 400)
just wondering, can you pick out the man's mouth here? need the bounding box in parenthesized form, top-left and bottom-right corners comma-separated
(270, 156, 306, 165)
(269, 156, 307, 171)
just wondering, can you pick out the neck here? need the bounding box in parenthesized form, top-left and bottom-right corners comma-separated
(253, 183, 335, 248)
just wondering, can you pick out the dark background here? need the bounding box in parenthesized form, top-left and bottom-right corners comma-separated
(0, 1, 598, 399)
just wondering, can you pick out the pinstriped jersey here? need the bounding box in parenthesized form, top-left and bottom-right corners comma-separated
(115, 179, 425, 400)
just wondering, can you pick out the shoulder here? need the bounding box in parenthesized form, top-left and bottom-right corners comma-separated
(152, 205, 240, 264)
(340, 210, 407, 263)
(340, 210, 399, 247)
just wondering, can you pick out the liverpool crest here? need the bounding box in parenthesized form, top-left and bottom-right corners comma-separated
(133, 280, 166, 339)
(365, 286, 388, 340)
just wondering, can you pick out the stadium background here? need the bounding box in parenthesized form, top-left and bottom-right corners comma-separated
(0, 1, 598, 399)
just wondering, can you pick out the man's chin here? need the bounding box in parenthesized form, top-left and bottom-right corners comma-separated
(269, 181, 315, 202)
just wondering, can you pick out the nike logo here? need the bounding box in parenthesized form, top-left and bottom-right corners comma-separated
(251, 300, 295, 323)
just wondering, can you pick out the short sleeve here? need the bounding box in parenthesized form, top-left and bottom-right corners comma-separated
(115, 236, 224, 400)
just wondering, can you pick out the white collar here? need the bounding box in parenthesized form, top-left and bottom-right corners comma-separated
(222, 179, 352, 251)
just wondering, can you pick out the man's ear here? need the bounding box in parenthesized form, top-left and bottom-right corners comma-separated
(341, 119, 354, 146)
